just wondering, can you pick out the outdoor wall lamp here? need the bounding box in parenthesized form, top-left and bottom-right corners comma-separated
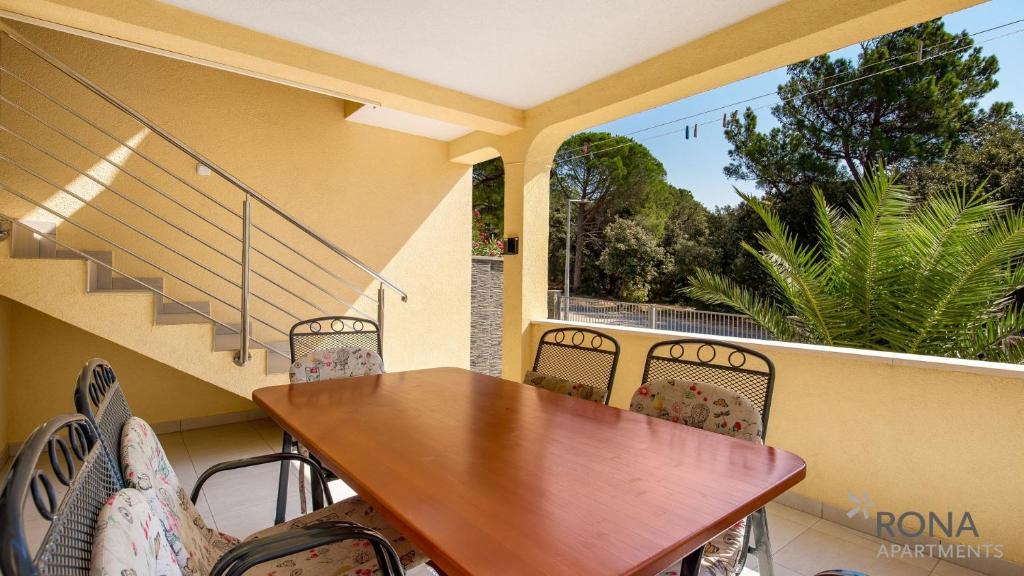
(503, 237, 520, 255)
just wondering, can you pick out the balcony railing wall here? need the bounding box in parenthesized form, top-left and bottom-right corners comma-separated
(551, 293, 772, 340)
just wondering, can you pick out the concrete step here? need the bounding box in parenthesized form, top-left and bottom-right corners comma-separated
(90, 275, 163, 293)
(213, 330, 288, 354)
(266, 350, 292, 375)
(212, 323, 289, 369)
(55, 250, 114, 290)
(154, 296, 212, 325)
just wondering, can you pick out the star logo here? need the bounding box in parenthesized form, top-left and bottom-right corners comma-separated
(847, 492, 875, 519)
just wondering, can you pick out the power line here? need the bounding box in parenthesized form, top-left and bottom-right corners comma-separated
(552, 16, 1024, 165)
(546, 22, 1024, 167)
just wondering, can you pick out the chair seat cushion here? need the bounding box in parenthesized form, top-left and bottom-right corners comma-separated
(630, 378, 762, 442)
(91, 488, 184, 576)
(122, 416, 424, 576)
(523, 370, 605, 403)
(121, 417, 240, 575)
(245, 495, 427, 575)
(654, 518, 747, 576)
(289, 347, 384, 383)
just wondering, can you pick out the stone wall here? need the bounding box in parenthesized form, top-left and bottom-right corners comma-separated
(470, 257, 503, 376)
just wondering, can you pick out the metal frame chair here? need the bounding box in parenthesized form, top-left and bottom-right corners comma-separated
(642, 338, 775, 436)
(529, 327, 621, 404)
(1, 415, 402, 576)
(0, 414, 120, 576)
(73, 359, 335, 517)
(641, 338, 776, 576)
(289, 315, 382, 360)
(73, 358, 131, 484)
(278, 316, 383, 523)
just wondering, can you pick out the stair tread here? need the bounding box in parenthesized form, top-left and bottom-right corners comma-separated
(159, 300, 212, 315)
(94, 276, 163, 292)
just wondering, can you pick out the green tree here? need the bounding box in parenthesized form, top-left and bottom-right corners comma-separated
(472, 157, 505, 238)
(653, 187, 717, 302)
(550, 132, 674, 294)
(723, 19, 1004, 250)
(905, 111, 1024, 206)
(686, 169, 1024, 362)
(732, 20, 1001, 182)
(598, 218, 669, 302)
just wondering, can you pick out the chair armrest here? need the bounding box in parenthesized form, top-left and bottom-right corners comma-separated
(210, 521, 405, 576)
(191, 452, 334, 507)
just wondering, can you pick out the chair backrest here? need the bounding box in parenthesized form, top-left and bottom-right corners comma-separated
(642, 338, 775, 435)
(531, 327, 620, 403)
(0, 414, 123, 576)
(73, 359, 131, 484)
(290, 316, 382, 363)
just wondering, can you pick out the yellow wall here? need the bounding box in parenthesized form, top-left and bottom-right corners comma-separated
(0, 23, 472, 396)
(531, 320, 1024, 564)
(0, 295, 10, 457)
(4, 298, 255, 443)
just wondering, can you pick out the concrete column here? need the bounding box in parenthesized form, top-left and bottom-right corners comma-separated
(500, 146, 552, 381)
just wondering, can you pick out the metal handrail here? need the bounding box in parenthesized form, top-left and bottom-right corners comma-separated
(0, 20, 400, 365)
(0, 155, 306, 324)
(0, 65, 380, 306)
(0, 21, 407, 301)
(0, 121, 370, 320)
(5, 219, 289, 359)
(0, 181, 290, 342)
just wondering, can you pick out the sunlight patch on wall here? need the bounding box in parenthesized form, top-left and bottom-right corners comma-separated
(21, 128, 150, 223)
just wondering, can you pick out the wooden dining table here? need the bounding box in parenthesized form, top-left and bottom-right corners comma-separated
(253, 367, 806, 576)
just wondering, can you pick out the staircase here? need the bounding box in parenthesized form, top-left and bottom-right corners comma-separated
(0, 22, 405, 397)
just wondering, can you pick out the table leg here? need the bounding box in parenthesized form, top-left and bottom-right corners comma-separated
(275, 431, 293, 524)
(679, 545, 705, 576)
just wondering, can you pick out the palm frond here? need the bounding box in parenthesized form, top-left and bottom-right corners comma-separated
(684, 269, 799, 341)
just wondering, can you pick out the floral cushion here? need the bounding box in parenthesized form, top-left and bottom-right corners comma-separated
(121, 416, 425, 576)
(630, 379, 763, 442)
(245, 496, 427, 575)
(289, 347, 384, 383)
(523, 370, 606, 403)
(91, 488, 183, 576)
(121, 417, 239, 576)
(655, 518, 747, 576)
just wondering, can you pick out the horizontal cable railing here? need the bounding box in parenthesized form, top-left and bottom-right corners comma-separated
(554, 294, 773, 341)
(0, 20, 405, 365)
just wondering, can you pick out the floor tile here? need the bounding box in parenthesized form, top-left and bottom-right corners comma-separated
(767, 508, 816, 552)
(211, 502, 279, 538)
(932, 560, 988, 576)
(249, 418, 287, 451)
(814, 517, 882, 546)
(180, 421, 275, 472)
(767, 501, 820, 527)
(743, 553, 801, 576)
(774, 524, 888, 573)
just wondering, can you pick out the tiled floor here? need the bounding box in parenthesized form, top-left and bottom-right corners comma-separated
(163, 420, 989, 576)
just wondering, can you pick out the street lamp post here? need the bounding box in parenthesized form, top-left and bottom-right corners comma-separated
(563, 198, 591, 320)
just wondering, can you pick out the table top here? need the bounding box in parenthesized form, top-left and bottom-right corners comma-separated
(253, 367, 805, 576)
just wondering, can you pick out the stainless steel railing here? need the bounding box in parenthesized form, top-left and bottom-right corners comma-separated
(555, 294, 773, 341)
(0, 20, 406, 365)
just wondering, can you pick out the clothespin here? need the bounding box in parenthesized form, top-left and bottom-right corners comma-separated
(582, 142, 590, 156)
(685, 125, 690, 140)
(917, 40, 924, 61)
(693, 123, 698, 138)
(722, 113, 727, 127)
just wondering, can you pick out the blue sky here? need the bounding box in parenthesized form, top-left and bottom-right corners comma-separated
(591, 0, 1024, 209)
